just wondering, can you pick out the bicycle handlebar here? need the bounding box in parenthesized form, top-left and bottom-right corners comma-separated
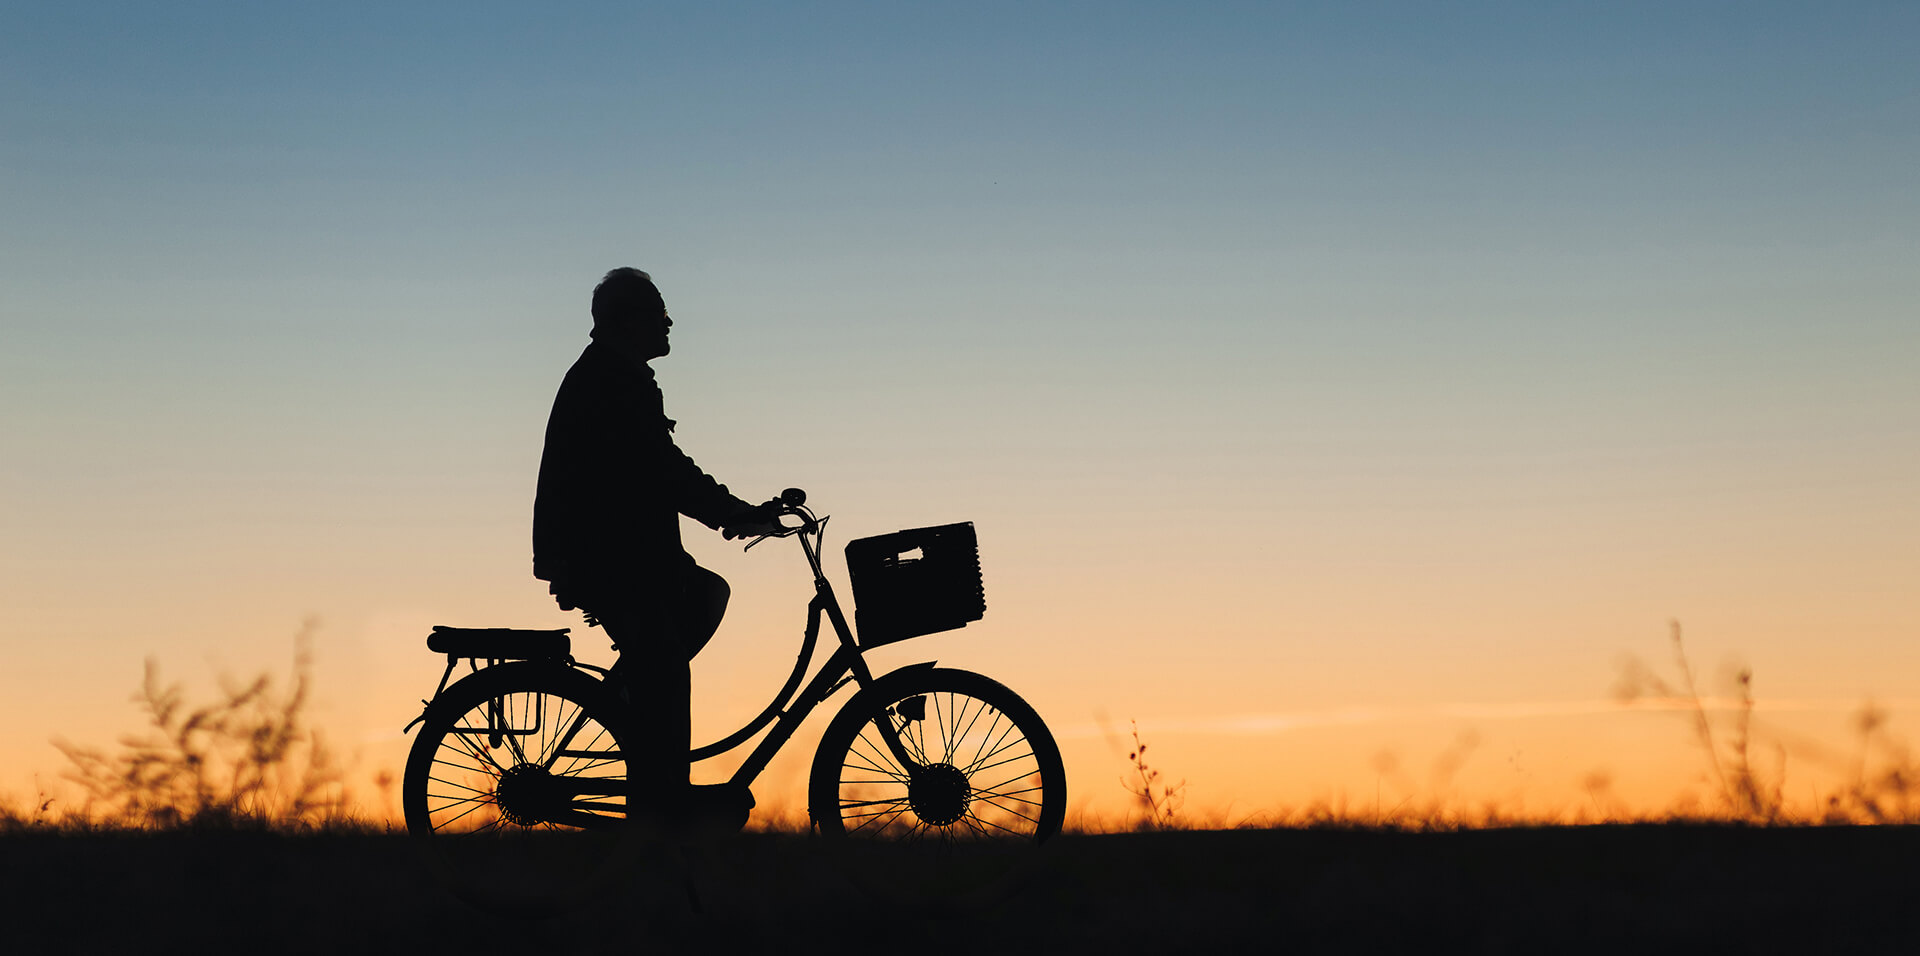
(736, 487, 820, 550)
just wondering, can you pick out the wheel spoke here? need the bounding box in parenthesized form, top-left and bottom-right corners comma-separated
(426, 789, 495, 812)
(447, 729, 506, 774)
(965, 713, 1021, 776)
(902, 816, 933, 844)
(848, 733, 910, 781)
(497, 695, 529, 766)
(553, 723, 614, 777)
(404, 668, 636, 911)
(969, 792, 1041, 826)
(841, 801, 914, 821)
(968, 750, 1040, 784)
(960, 807, 1029, 836)
(905, 712, 932, 766)
(848, 801, 914, 835)
(950, 695, 993, 760)
(809, 668, 1061, 910)
(432, 794, 500, 831)
(536, 696, 580, 768)
(430, 754, 495, 781)
(425, 774, 494, 798)
(956, 812, 1008, 841)
(837, 796, 913, 811)
(933, 692, 958, 763)
(971, 781, 1045, 807)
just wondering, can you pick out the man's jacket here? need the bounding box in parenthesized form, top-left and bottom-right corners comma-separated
(533, 342, 749, 592)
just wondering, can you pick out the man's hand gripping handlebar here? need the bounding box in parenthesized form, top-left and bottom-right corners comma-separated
(722, 487, 814, 548)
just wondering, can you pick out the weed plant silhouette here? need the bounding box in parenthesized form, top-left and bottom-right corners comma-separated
(52, 628, 350, 829)
(0, 792, 58, 833)
(1826, 699, 1920, 823)
(1085, 623, 1920, 832)
(28, 620, 1920, 834)
(1123, 720, 1186, 829)
(1613, 621, 1784, 821)
(1614, 620, 1920, 824)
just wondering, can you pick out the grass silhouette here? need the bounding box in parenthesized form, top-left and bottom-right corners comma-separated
(1614, 621, 1785, 820)
(17, 620, 1920, 833)
(1615, 621, 1920, 825)
(1123, 719, 1187, 830)
(8, 626, 1920, 949)
(45, 625, 356, 831)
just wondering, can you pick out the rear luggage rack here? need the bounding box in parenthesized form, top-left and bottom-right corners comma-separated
(427, 626, 571, 661)
(404, 627, 577, 731)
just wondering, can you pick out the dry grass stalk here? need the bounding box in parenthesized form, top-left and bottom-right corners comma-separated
(50, 625, 351, 830)
(1123, 720, 1186, 830)
(1613, 621, 1784, 821)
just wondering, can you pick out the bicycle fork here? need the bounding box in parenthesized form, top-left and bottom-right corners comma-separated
(871, 695, 931, 773)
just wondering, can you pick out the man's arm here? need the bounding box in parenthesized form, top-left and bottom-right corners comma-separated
(657, 439, 758, 531)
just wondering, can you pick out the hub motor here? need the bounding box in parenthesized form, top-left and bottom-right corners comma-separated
(493, 763, 566, 827)
(907, 762, 971, 827)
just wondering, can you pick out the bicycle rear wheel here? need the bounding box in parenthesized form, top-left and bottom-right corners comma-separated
(808, 667, 1066, 905)
(403, 663, 635, 914)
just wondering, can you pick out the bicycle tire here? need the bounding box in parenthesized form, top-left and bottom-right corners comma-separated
(807, 667, 1066, 904)
(402, 662, 638, 915)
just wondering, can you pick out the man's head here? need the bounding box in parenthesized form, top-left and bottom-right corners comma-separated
(590, 267, 671, 359)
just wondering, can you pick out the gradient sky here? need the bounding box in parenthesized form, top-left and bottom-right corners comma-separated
(5, 2, 1916, 822)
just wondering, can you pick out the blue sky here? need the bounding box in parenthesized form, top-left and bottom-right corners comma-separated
(4, 1, 1916, 815)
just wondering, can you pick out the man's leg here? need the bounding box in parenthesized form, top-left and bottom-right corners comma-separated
(590, 566, 747, 828)
(676, 564, 730, 660)
(595, 604, 691, 810)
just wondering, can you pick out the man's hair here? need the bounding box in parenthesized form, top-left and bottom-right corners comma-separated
(590, 268, 660, 327)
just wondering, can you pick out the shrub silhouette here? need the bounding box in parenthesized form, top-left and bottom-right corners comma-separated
(52, 630, 349, 829)
(1615, 620, 1920, 824)
(31, 619, 1920, 833)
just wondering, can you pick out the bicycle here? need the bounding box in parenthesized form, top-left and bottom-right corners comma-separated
(400, 489, 1066, 912)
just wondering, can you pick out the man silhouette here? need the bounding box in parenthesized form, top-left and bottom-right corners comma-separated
(533, 267, 775, 821)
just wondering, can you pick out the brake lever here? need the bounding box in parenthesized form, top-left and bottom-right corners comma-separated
(742, 513, 803, 551)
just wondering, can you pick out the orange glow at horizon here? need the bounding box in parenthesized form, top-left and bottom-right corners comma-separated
(6, 2, 1917, 836)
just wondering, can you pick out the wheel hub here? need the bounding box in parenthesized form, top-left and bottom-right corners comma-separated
(907, 762, 971, 827)
(494, 763, 565, 827)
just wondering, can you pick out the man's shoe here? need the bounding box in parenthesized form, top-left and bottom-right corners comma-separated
(682, 782, 754, 836)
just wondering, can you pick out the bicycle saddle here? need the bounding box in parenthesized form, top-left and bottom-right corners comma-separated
(427, 626, 571, 661)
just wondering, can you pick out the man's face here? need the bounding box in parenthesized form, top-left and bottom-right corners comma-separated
(639, 296, 672, 359)
(614, 291, 671, 360)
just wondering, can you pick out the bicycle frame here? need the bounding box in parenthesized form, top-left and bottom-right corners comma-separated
(412, 499, 933, 820)
(692, 507, 930, 789)
(404, 493, 1062, 912)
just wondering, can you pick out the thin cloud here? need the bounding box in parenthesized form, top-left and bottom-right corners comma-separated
(1059, 697, 1920, 740)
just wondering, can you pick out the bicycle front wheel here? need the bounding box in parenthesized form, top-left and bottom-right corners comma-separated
(402, 662, 635, 915)
(808, 667, 1066, 903)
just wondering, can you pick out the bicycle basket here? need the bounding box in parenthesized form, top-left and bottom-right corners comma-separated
(844, 522, 986, 647)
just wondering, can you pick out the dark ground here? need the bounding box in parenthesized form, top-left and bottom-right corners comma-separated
(3, 825, 1913, 954)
